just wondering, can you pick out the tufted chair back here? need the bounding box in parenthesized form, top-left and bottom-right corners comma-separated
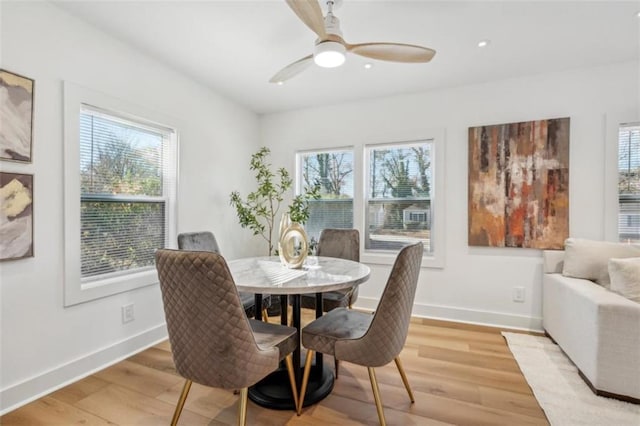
(177, 231, 220, 252)
(335, 242, 423, 367)
(317, 229, 359, 261)
(316, 228, 360, 308)
(155, 249, 279, 390)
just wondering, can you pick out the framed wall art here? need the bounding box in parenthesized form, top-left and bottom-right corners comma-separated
(468, 117, 570, 249)
(0, 69, 34, 163)
(0, 172, 33, 260)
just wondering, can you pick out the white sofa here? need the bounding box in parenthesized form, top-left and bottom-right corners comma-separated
(542, 249, 640, 402)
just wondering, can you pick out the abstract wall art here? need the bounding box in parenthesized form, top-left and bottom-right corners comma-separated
(0, 172, 33, 260)
(0, 69, 34, 163)
(468, 117, 570, 249)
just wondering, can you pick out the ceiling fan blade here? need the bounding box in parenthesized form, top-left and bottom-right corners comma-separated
(347, 42, 436, 63)
(285, 0, 327, 39)
(269, 54, 314, 83)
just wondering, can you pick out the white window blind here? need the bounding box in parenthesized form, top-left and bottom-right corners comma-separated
(296, 149, 354, 248)
(618, 124, 640, 242)
(365, 141, 432, 253)
(79, 106, 176, 281)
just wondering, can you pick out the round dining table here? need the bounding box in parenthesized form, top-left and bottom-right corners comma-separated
(227, 255, 370, 410)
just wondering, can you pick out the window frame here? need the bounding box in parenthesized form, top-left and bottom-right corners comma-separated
(294, 129, 445, 269)
(295, 146, 356, 247)
(604, 112, 639, 242)
(615, 122, 640, 242)
(362, 134, 445, 268)
(63, 82, 178, 306)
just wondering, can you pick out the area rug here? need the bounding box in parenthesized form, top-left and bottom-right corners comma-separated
(502, 332, 640, 426)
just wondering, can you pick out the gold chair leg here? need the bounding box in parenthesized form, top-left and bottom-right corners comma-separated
(284, 354, 300, 412)
(171, 379, 192, 426)
(238, 387, 248, 426)
(368, 367, 386, 426)
(297, 350, 314, 415)
(394, 357, 415, 403)
(262, 308, 269, 323)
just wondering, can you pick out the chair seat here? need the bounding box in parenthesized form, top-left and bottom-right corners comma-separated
(300, 289, 351, 312)
(302, 308, 372, 357)
(250, 319, 298, 361)
(240, 292, 271, 316)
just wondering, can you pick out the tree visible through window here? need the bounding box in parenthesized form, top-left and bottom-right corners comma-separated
(297, 149, 354, 246)
(80, 107, 175, 280)
(366, 141, 432, 253)
(618, 124, 640, 242)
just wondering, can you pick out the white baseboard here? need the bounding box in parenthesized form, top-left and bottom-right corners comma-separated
(355, 298, 544, 332)
(1, 302, 543, 415)
(0, 324, 168, 415)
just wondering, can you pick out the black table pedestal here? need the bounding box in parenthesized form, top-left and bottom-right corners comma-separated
(248, 361, 334, 410)
(248, 293, 332, 410)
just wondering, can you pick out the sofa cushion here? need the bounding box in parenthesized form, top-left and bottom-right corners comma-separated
(608, 257, 640, 303)
(562, 238, 640, 288)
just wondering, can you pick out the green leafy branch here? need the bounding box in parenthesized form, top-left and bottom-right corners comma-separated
(230, 147, 320, 255)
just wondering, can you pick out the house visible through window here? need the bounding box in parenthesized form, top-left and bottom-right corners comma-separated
(365, 141, 433, 253)
(618, 123, 640, 243)
(297, 149, 354, 247)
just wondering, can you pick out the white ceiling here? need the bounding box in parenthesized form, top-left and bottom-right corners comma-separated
(53, 0, 640, 114)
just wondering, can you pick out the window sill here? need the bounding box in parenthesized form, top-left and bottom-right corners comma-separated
(65, 268, 158, 307)
(362, 251, 444, 269)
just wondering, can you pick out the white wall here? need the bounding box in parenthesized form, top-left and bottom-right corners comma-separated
(0, 1, 260, 413)
(260, 60, 640, 331)
(1, 0, 638, 416)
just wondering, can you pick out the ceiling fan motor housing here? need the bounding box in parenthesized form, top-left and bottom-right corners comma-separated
(323, 12, 343, 37)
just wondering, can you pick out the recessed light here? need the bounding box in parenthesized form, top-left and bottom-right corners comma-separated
(364, 63, 373, 69)
(636, 11, 640, 17)
(478, 39, 491, 48)
(276, 81, 284, 86)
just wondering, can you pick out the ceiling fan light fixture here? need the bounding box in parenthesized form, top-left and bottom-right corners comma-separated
(314, 41, 346, 68)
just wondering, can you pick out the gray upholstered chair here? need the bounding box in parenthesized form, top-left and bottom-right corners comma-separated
(300, 228, 360, 378)
(155, 249, 299, 426)
(177, 231, 271, 320)
(298, 242, 423, 425)
(301, 228, 360, 312)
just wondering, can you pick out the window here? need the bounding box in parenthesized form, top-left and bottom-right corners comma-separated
(296, 131, 445, 268)
(296, 149, 354, 248)
(80, 107, 173, 279)
(64, 83, 177, 306)
(365, 141, 433, 254)
(618, 124, 640, 242)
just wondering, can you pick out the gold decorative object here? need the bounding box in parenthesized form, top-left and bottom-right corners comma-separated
(278, 213, 308, 269)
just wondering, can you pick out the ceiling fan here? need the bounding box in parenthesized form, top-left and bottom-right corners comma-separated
(270, 0, 436, 84)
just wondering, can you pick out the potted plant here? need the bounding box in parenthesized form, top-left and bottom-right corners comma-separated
(230, 147, 320, 256)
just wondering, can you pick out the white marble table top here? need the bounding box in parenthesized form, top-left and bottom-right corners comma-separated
(227, 256, 370, 295)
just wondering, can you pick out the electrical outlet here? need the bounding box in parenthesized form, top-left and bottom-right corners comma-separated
(513, 287, 525, 303)
(122, 304, 135, 323)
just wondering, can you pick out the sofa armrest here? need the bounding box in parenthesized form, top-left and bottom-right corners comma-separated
(543, 250, 564, 274)
(543, 272, 640, 399)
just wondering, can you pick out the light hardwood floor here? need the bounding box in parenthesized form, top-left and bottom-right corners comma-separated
(1, 316, 549, 425)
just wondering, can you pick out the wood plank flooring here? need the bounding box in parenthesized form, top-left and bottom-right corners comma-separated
(1, 316, 549, 425)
